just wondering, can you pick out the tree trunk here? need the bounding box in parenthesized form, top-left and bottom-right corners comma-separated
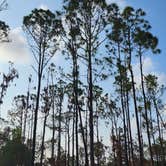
(57, 96, 63, 161)
(40, 113, 48, 166)
(31, 72, 42, 166)
(126, 91, 135, 166)
(153, 98, 165, 165)
(72, 109, 75, 166)
(139, 52, 154, 166)
(117, 45, 129, 165)
(75, 105, 79, 166)
(51, 78, 56, 159)
(129, 66, 144, 165)
(67, 118, 70, 166)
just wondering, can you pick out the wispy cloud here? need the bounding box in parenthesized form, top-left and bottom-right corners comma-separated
(0, 27, 31, 65)
(133, 57, 166, 86)
(106, 0, 127, 9)
(38, 4, 48, 10)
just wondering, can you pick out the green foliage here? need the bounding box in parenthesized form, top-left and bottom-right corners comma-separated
(0, 63, 19, 105)
(23, 8, 62, 54)
(0, 140, 31, 166)
(145, 74, 158, 93)
(23, 9, 62, 35)
(94, 141, 106, 159)
(0, 127, 31, 166)
(0, 0, 9, 42)
(0, 20, 9, 42)
(12, 127, 22, 141)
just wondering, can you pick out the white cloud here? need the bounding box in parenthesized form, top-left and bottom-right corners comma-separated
(130, 117, 137, 136)
(106, 0, 127, 9)
(0, 27, 31, 65)
(142, 57, 154, 73)
(38, 4, 48, 10)
(133, 57, 166, 86)
(133, 57, 153, 86)
(154, 72, 166, 86)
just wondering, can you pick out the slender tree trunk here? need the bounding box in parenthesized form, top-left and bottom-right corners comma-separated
(20, 106, 23, 138)
(149, 103, 159, 165)
(40, 113, 48, 166)
(31, 72, 42, 166)
(126, 91, 135, 166)
(88, 25, 95, 166)
(51, 73, 56, 160)
(51, 99, 55, 159)
(125, 94, 131, 165)
(67, 118, 70, 166)
(57, 96, 63, 161)
(117, 45, 129, 165)
(129, 66, 144, 165)
(23, 90, 29, 142)
(118, 130, 122, 166)
(71, 45, 89, 165)
(85, 105, 88, 152)
(111, 120, 116, 165)
(75, 104, 79, 166)
(96, 114, 100, 166)
(72, 109, 75, 166)
(65, 126, 67, 166)
(139, 52, 154, 166)
(30, 106, 34, 148)
(127, 41, 144, 164)
(87, 1, 94, 165)
(153, 98, 165, 165)
(120, 91, 129, 166)
(127, 28, 144, 165)
(78, 106, 89, 166)
(113, 115, 120, 166)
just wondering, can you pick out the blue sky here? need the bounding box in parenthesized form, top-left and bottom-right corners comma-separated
(0, 0, 63, 117)
(128, 0, 166, 71)
(0, 0, 166, 119)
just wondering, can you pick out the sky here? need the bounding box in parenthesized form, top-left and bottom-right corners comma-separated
(0, 0, 166, 128)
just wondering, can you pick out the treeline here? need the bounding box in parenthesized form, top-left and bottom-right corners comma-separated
(0, 0, 166, 166)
